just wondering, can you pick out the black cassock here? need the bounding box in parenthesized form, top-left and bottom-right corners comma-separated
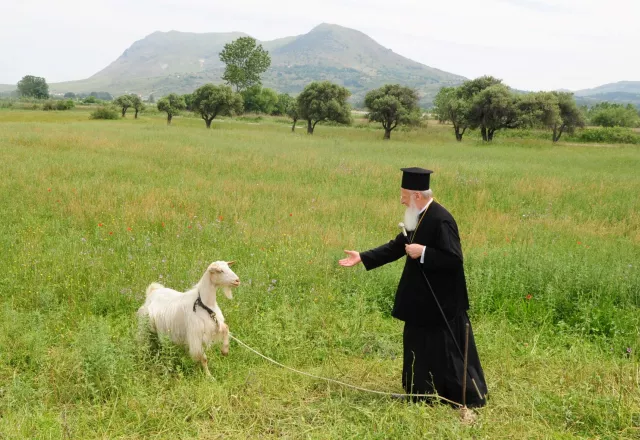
(360, 202, 488, 407)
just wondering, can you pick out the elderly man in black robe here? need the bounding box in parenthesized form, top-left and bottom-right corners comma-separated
(339, 167, 488, 407)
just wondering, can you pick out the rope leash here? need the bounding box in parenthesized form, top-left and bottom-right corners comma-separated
(229, 333, 463, 408)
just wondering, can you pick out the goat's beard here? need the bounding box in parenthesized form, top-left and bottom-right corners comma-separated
(222, 286, 233, 299)
(403, 200, 421, 231)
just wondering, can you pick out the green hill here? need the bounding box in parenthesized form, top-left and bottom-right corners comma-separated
(574, 81, 640, 108)
(575, 81, 640, 96)
(49, 23, 465, 106)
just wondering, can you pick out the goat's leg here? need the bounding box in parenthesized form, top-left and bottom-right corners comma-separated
(189, 343, 211, 376)
(220, 323, 230, 356)
(200, 354, 211, 376)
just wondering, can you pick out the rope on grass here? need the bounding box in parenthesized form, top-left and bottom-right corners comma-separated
(229, 333, 463, 408)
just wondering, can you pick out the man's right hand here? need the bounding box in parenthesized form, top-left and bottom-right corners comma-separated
(339, 250, 362, 267)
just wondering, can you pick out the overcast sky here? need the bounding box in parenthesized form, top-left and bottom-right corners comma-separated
(1, 0, 638, 91)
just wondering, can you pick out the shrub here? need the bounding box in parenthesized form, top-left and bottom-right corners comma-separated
(568, 127, 640, 145)
(42, 100, 56, 111)
(42, 99, 75, 111)
(56, 99, 75, 110)
(89, 106, 120, 120)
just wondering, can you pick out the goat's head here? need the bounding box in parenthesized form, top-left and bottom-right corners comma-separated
(207, 260, 240, 299)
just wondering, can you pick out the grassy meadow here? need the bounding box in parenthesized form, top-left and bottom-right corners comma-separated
(0, 108, 639, 439)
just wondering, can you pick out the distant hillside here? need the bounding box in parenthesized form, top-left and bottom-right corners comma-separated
(49, 23, 466, 106)
(574, 81, 640, 108)
(575, 81, 640, 96)
(90, 31, 248, 79)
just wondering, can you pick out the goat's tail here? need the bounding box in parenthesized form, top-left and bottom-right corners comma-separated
(145, 282, 164, 298)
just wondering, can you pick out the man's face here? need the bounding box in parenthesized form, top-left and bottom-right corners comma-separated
(400, 188, 417, 207)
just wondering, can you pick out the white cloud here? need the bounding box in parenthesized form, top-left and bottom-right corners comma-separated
(0, 0, 637, 90)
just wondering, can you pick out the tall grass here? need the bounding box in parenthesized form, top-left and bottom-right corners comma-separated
(0, 110, 638, 438)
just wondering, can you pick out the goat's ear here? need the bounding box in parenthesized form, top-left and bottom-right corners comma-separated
(226, 260, 236, 266)
(209, 264, 224, 273)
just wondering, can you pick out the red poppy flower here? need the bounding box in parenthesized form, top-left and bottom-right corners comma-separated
(289, 213, 293, 216)
(161, 222, 165, 227)
(98, 223, 103, 227)
(526, 294, 532, 300)
(218, 215, 224, 221)
(577, 241, 581, 245)
(127, 227, 132, 232)
(109, 231, 113, 235)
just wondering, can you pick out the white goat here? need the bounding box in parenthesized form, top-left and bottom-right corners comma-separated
(137, 261, 240, 376)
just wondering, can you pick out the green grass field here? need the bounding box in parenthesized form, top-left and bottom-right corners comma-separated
(1, 108, 639, 439)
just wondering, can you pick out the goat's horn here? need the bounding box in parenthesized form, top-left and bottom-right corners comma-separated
(226, 260, 236, 266)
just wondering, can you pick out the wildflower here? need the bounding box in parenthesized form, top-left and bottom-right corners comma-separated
(162, 222, 165, 227)
(526, 294, 532, 300)
(627, 347, 633, 354)
(98, 223, 103, 227)
(109, 231, 113, 235)
(289, 213, 293, 216)
(577, 241, 581, 245)
(127, 227, 132, 232)
(47, 188, 51, 192)
(188, 225, 192, 229)
(218, 216, 224, 221)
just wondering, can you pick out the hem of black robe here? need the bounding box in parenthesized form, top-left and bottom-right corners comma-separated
(401, 311, 488, 408)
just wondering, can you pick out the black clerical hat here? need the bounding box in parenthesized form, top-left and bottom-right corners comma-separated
(400, 167, 433, 191)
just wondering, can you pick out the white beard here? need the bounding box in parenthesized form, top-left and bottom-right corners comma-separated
(403, 201, 421, 232)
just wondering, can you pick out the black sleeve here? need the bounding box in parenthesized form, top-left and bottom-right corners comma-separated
(421, 221, 463, 270)
(360, 232, 406, 271)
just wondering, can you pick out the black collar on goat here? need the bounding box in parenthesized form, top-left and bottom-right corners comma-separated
(193, 291, 218, 324)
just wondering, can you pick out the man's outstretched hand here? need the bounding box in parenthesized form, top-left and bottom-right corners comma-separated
(339, 250, 361, 267)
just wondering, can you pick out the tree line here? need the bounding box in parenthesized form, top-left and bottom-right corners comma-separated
(146, 36, 422, 139)
(11, 37, 640, 141)
(432, 76, 586, 142)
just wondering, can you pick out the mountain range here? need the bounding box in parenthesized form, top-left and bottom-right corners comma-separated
(572, 81, 640, 107)
(1, 24, 638, 108)
(44, 23, 464, 106)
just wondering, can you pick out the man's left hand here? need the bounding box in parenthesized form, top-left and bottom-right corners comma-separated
(405, 244, 424, 260)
